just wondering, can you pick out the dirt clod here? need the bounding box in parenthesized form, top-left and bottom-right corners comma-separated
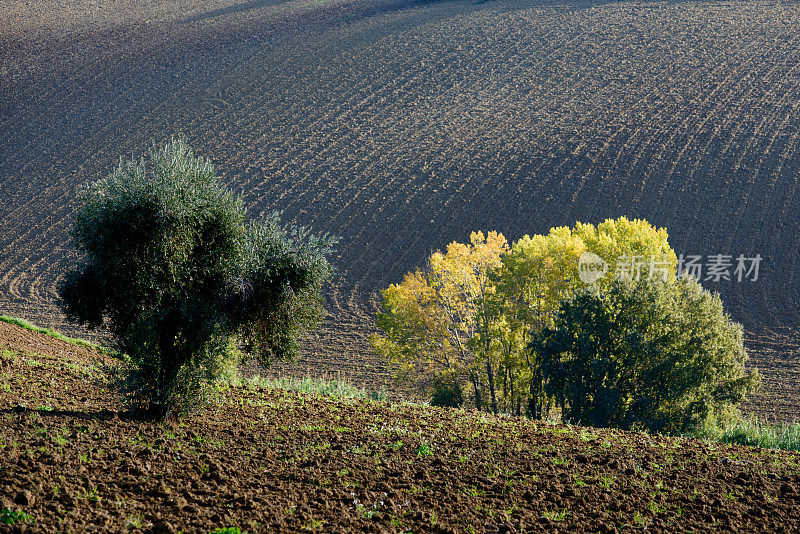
(14, 489, 35, 507)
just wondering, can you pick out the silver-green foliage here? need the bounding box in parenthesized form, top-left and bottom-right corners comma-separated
(59, 138, 336, 416)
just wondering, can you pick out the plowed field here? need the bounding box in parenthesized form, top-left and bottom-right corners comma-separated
(4, 322, 800, 532)
(2, 0, 800, 419)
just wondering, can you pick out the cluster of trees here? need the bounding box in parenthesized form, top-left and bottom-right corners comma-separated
(60, 139, 335, 418)
(59, 139, 758, 432)
(372, 219, 759, 433)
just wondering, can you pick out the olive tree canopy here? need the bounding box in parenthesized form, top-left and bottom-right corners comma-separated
(60, 138, 336, 416)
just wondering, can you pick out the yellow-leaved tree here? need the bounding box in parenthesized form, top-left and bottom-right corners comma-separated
(372, 231, 508, 411)
(374, 217, 679, 416)
(489, 226, 587, 416)
(492, 217, 678, 417)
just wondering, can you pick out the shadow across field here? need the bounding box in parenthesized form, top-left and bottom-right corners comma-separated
(181, 0, 470, 25)
(180, 0, 692, 26)
(182, 0, 290, 23)
(1, 404, 172, 425)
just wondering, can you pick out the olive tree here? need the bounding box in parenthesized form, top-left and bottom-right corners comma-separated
(59, 138, 335, 417)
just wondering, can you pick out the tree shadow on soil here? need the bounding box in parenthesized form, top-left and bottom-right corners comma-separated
(2, 406, 163, 423)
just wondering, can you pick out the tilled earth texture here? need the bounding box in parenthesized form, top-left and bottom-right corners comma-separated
(4, 0, 800, 421)
(3, 323, 800, 533)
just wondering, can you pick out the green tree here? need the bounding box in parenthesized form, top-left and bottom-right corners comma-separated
(430, 368, 465, 408)
(59, 138, 335, 417)
(492, 218, 678, 418)
(532, 277, 759, 433)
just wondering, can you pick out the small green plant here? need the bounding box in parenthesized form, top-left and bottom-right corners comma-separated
(369, 387, 389, 402)
(302, 518, 323, 530)
(416, 441, 432, 456)
(463, 486, 485, 497)
(429, 370, 464, 408)
(723, 490, 739, 501)
(84, 488, 101, 504)
(649, 501, 669, 514)
(355, 502, 379, 519)
(633, 511, 648, 526)
(0, 508, 35, 525)
(390, 516, 407, 529)
(598, 475, 616, 488)
(543, 509, 568, 521)
(209, 528, 245, 534)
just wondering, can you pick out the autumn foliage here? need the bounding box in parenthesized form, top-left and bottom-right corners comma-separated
(373, 218, 757, 432)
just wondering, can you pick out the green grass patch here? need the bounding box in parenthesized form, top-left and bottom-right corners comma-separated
(0, 315, 114, 355)
(691, 416, 800, 452)
(246, 375, 388, 402)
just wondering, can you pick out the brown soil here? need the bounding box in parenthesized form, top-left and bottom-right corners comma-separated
(3, 0, 800, 421)
(2, 323, 800, 533)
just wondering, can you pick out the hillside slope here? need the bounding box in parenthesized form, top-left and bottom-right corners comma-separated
(2, 0, 800, 419)
(3, 322, 800, 532)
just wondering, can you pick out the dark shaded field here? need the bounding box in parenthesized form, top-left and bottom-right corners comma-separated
(2, 0, 800, 419)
